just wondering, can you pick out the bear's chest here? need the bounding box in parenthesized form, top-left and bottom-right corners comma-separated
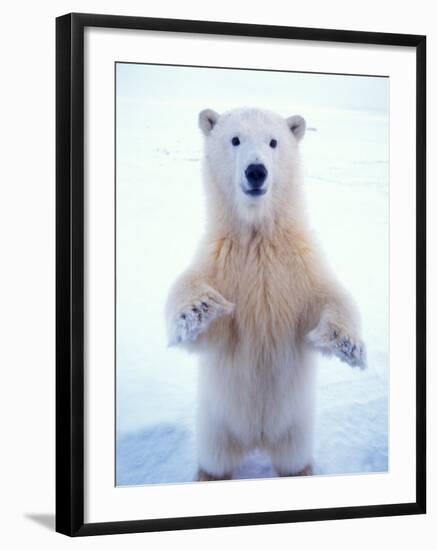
(210, 235, 311, 343)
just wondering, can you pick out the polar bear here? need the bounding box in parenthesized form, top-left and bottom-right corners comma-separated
(166, 107, 366, 481)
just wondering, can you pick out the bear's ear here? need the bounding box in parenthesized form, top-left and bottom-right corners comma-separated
(199, 109, 220, 136)
(286, 115, 306, 141)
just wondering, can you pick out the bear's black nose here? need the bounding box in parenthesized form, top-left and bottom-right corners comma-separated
(245, 164, 268, 188)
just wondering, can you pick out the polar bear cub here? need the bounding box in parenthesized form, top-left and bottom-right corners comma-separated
(166, 107, 366, 481)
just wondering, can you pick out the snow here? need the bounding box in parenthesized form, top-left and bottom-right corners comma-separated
(115, 64, 389, 486)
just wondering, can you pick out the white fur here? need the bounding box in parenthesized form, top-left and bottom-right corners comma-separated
(166, 107, 366, 479)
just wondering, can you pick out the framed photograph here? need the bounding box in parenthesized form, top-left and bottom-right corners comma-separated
(56, 13, 426, 536)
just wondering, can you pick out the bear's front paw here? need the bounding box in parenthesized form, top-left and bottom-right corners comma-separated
(306, 322, 366, 369)
(168, 290, 234, 346)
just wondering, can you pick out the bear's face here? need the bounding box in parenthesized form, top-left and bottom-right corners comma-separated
(199, 108, 306, 224)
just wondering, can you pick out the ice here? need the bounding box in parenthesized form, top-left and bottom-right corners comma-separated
(115, 65, 388, 486)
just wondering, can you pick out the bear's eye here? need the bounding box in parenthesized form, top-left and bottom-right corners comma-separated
(269, 139, 277, 149)
(231, 136, 240, 146)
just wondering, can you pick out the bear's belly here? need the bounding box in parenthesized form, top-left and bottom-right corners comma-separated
(199, 344, 314, 447)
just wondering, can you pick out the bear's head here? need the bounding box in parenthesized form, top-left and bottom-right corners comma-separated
(199, 107, 306, 227)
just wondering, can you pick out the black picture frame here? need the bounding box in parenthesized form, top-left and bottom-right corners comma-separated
(56, 12, 426, 537)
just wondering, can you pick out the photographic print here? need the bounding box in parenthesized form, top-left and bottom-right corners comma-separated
(56, 13, 425, 535)
(115, 62, 389, 486)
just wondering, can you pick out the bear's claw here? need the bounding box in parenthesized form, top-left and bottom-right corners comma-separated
(169, 291, 234, 346)
(334, 335, 366, 369)
(306, 321, 367, 370)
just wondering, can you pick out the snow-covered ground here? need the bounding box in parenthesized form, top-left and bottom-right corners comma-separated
(115, 64, 389, 486)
